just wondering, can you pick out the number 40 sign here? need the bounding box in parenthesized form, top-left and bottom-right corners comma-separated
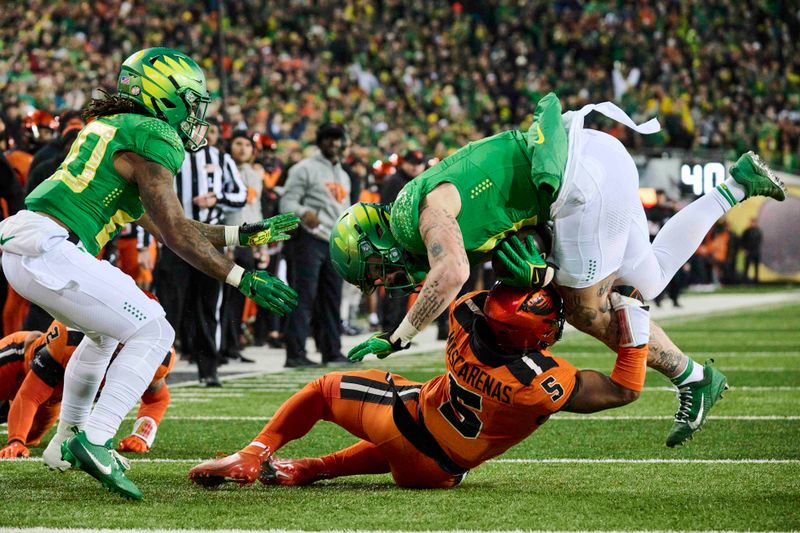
(680, 162, 727, 195)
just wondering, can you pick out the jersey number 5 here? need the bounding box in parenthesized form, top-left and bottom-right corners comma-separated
(438, 373, 483, 439)
(540, 375, 564, 402)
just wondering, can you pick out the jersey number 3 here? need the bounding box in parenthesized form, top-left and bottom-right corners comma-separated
(438, 373, 483, 439)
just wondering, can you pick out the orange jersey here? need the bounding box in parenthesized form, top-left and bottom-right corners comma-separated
(28, 320, 174, 389)
(5, 321, 174, 444)
(0, 331, 32, 401)
(419, 291, 578, 469)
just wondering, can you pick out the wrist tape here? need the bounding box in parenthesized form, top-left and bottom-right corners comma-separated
(131, 416, 158, 448)
(390, 317, 421, 347)
(224, 225, 239, 247)
(226, 265, 245, 287)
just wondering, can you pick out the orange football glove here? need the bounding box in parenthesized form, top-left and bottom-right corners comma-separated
(117, 435, 150, 453)
(0, 440, 30, 459)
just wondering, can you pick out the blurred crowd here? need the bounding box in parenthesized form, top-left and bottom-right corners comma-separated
(0, 0, 791, 380)
(645, 190, 766, 307)
(1, 0, 800, 169)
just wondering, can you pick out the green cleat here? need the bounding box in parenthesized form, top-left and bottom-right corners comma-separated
(666, 360, 729, 448)
(61, 431, 141, 500)
(730, 151, 787, 201)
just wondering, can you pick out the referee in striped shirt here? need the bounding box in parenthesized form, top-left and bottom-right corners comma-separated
(153, 121, 246, 386)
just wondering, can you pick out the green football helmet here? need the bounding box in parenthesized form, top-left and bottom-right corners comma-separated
(330, 203, 427, 294)
(117, 47, 211, 151)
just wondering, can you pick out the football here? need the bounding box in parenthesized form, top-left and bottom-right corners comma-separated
(491, 223, 553, 279)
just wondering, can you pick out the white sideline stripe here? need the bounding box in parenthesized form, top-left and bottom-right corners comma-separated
(640, 386, 800, 392)
(150, 415, 799, 421)
(491, 458, 800, 465)
(170, 389, 247, 398)
(124, 416, 273, 421)
(4, 457, 799, 466)
(560, 351, 800, 358)
(551, 415, 800, 421)
(166, 385, 800, 393)
(3, 530, 799, 533)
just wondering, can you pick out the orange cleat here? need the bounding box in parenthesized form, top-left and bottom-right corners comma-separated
(259, 457, 329, 486)
(189, 451, 269, 487)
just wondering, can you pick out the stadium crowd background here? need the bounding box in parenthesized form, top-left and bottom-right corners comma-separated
(2, 0, 800, 168)
(0, 0, 794, 373)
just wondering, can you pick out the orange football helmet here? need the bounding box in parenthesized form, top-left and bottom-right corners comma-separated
(483, 283, 564, 351)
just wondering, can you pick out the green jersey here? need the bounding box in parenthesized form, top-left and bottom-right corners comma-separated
(390, 130, 556, 265)
(26, 114, 184, 256)
(391, 92, 568, 266)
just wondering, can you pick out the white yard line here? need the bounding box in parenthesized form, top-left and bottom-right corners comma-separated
(4, 530, 799, 533)
(556, 351, 800, 358)
(492, 458, 800, 464)
(3, 457, 798, 466)
(127, 415, 799, 421)
(166, 385, 800, 393)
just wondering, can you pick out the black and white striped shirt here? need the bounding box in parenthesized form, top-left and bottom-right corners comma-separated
(175, 146, 247, 224)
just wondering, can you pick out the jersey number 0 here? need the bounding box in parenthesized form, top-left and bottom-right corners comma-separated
(51, 121, 118, 193)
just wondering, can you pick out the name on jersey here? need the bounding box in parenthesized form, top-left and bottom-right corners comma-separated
(446, 338, 512, 404)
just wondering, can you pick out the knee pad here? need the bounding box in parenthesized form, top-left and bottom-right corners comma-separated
(106, 316, 174, 391)
(125, 315, 175, 350)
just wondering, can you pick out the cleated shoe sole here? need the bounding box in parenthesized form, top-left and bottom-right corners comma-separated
(188, 452, 263, 488)
(62, 432, 142, 500)
(730, 151, 787, 201)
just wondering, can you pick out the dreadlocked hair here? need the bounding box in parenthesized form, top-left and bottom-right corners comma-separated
(82, 89, 152, 122)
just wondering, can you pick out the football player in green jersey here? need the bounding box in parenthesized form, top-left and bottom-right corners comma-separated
(330, 93, 786, 448)
(0, 48, 300, 500)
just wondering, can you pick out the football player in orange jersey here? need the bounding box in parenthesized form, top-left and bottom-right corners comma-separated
(0, 319, 174, 461)
(189, 282, 650, 489)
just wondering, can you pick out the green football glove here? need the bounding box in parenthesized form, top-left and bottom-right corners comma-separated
(495, 234, 555, 288)
(347, 332, 407, 362)
(238, 213, 300, 246)
(238, 270, 298, 316)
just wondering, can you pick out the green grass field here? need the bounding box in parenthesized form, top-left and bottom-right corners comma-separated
(1, 303, 799, 531)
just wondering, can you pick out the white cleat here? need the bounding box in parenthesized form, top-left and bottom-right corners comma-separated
(42, 425, 78, 471)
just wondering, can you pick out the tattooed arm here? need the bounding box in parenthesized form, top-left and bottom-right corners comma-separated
(138, 215, 227, 248)
(556, 275, 618, 349)
(405, 183, 471, 332)
(556, 277, 689, 378)
(117, 151, 235, 281)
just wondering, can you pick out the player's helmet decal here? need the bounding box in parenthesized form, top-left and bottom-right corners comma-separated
(330, 203, 426, 294)
(484, 283, 565, 350)
(117, 47, 211, 151)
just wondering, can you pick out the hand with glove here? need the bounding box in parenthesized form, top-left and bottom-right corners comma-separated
(495, 234, 555, 288)
(348, 332, 408, 362)
(228, 213, 300, 247)
(238, 270, 298, 316)
(117, 435, 149, 453)
(0, 440, 30, 459)
(117, 416, 157, 453)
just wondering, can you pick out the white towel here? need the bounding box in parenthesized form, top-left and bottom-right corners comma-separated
(0, 210, 69, 256)
(552, 102, 661, 218)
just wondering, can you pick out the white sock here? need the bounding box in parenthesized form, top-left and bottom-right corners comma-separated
(672, 359, 705, 386)
(710, 178, 746, 210)
(60, 336, 118, 428)
(368, 312, 379, 326)
(85, 317, 174, 445)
